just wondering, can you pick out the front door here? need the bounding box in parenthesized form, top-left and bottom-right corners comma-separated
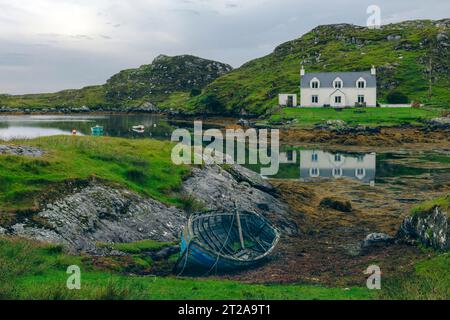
(287, 96, 294, 107)
(330, 90, 346, 107)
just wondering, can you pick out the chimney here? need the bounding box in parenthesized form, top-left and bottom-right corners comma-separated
(371, 65, 376, 76)
(300, 65, 305, 76)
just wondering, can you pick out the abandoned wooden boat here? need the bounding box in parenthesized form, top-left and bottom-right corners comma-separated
(174, 209, 280, 275)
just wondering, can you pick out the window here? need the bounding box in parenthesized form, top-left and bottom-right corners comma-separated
(334, 154, 342, 162)
(312, 153, 318, 162)
(312, 95, 319, 103)
(334, 80, 342, 88)
(333, 168, 343, 177)
(358, 95, 365, 103)
(311, 81, 319, 88)
(310, 168, 320, 177)
(357, 155, 364, 162)
(357, 80, 366, 88)
(356, 168, 366, 179)
(287, 150, 294, 161)
(335, 96, 342, 104)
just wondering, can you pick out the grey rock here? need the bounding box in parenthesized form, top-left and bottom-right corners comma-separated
(362, 233, 395, 249)
(10, 184, 186, 254)
(398, 205, 449, 251)
(182, 164, 297, 236)
(427, 116, 450, 129)
(224, 164, 278, 196)
(0, 226, 6, 235)
(0, 145, 45, 157)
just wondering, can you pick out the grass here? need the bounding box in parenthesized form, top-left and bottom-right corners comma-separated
(411, 195, 450, 218)
(379, 253, 449, 300)
(268, 107, 441, 127)
(0, 237, 374, 300)
(0, 135, 190, 214)
(97, 239, 177, 254)
(2, 236, 447, 300)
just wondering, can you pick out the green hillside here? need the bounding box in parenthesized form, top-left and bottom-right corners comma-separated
(0, 55, 232, 111)
(1, 19, 449, 116)
(191, 19, 450, 115)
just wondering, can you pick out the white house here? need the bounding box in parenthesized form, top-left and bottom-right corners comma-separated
(299, 150, 376, 184)
(299, 66, 377, 107)
(278, 94, 297, 107)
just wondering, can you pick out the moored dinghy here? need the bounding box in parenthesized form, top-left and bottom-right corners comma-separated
(174, 209, 280, 275)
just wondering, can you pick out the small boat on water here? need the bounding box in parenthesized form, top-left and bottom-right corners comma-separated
(132, 125, 145, 131)
(174, 209, 280, 276)
(91, 125, 104, 136)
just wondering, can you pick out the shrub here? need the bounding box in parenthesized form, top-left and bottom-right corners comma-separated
(190, 88, 202, 97)
(199, 94, 224, 113)
(386, 91, 410, 104)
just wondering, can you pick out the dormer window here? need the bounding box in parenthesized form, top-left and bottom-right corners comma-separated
(333, 78, 343, 88)
(356, 77, 366, 88)
(310, 77, 320, 89)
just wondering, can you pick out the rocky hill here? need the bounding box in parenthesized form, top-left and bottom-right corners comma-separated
(105, 54, 232, 105)
(1, 19, 449, 115)
(0, 55, 232, 112)
(192, 19, 450, 116)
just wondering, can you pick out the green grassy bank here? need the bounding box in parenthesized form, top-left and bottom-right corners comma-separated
(0, 136, 189, 215)
(268, 107, 442, 127)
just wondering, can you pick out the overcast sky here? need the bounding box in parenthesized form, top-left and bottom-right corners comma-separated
(0, 0, 448, 94)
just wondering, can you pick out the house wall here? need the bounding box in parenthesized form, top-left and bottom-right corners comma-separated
(278, 94, 298, 107)
(300, 87, 377, 107)
(299, 150, 376, 183)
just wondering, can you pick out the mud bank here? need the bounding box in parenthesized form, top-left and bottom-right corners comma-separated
(280, 127, 450, 151)
(220, 170, 449, 286)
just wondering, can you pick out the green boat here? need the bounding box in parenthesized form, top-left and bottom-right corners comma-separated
(91, 125, 104, 136)
(174, 209, 280, 276)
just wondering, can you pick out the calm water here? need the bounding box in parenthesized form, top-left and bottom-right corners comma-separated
(1, 114, 448, 184)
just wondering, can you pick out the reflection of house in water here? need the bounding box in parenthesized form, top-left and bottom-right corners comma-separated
(299, 150, 376, 184)
(279, 149, 298, 164)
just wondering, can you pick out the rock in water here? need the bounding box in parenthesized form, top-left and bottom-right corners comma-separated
(398, 205, 449, 251)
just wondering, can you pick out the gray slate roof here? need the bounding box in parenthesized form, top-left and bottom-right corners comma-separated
(300, 71, 376, 88)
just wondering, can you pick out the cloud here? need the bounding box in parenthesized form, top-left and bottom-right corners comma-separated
(0, 0, 448, 94)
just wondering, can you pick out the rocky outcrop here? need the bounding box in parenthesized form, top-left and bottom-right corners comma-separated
(0, 145, 45, 157)
(182, 164, 297, 236)
(105, 54, 233, 102)
(398, 205, 449, 251)
(1, 163, 295, 254)
(6, 184, 186, 254)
